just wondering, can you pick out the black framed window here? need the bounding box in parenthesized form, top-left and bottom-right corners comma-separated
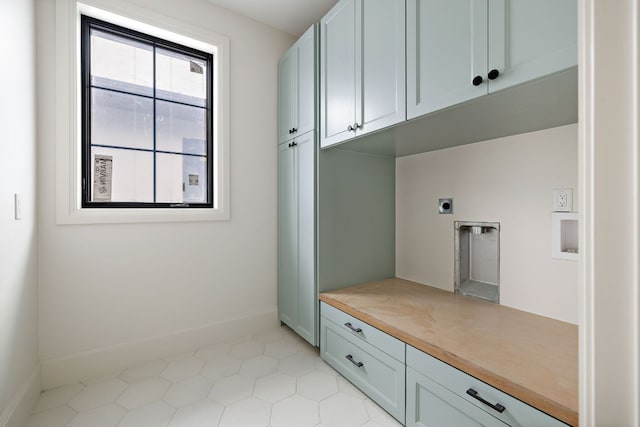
(81, 16, 214, 208)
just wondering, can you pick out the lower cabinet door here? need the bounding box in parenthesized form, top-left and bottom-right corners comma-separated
(406, 367, 508, 427)
(321, 316, 405, 423)
(277, 142, 297, 329)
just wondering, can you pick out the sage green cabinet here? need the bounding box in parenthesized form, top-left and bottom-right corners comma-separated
(277, 21, 396, 347)
(406, 346, 569, 427)
(320, 303, 405, 423)
(278, 25, 318, 346)
(407, 366, 508, 427)
(407, 0, 577, 119)
(278, 25, 316, 145)
(278, 131, 317, 345)
(320, 0, 405, 148)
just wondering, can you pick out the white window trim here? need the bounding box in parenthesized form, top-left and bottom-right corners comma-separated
(55, 0, 230, 224)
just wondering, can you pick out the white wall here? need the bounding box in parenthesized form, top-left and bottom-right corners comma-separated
(396, 124, 579, 324)
(0, 0, 40, 424)
(37, 0, 294, 388)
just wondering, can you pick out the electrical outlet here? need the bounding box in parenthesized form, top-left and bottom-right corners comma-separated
(553, 188, 573, 212)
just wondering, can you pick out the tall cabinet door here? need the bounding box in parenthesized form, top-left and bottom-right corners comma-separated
(487, 0, 577, 93)
(279, 25, 317, 144)
(320, 0, 357, 148)
(407, 0, 488, 119)
(357, 0, 406, 135)
(294, 131, 316, 344)
(296, 26, 317, 138)
(278, 50, 296, 144)
(278, 143, 297, 327)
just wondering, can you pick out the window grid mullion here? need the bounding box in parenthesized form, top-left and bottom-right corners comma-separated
(152, 43, 157, 203)
(89, 84, 207, 110)
(89, 144, 207, 158)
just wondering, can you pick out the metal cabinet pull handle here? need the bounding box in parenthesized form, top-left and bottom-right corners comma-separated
(354, 122, 361, 130)
(347, 124, 354, 132)
(344, 322, 363, 333)
(472, 75, 483, 86)
(466, 388, 506, 413)
(291, 141, 297, 147)
(345, 354, 364, 368)
(488, 69, 500, 80)
(291, 127, 298, 133)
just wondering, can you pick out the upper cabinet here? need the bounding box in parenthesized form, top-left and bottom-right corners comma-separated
(278, 25, 317, 145)
(320, 0, 406, 148)
(407, 0, 577, 119)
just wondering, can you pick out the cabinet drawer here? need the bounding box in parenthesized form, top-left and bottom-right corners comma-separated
(407, 346, 568, 427)
(407, 366, 507, 427)
(320, 302, 404, 362)
(321, 316, 405, 423)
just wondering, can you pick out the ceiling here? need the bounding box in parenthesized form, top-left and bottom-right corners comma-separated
(206, 0, 337, 37)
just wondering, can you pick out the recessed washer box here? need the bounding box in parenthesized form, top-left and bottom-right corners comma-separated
(454, 221, 501, 303)
(552, 212, 578, 261)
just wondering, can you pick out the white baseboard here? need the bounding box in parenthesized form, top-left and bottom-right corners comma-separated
(0, 366, 41, 427)
(41, 310, 279, 390)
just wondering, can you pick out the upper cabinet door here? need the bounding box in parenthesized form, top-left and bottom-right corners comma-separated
(357, 0, 406, 135)
(487, 0, 577, 92)
(278, 49, 296, 144)
(321, 0, 357, 148)
(321, 0, 406, 148)
(407, 0, 577, 121)
(296, 26, 317, 139)
(407, 0, 488, 119)
(278, 25, 317, 145)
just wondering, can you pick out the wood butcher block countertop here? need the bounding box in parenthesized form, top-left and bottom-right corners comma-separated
(319, 278, 578, 426)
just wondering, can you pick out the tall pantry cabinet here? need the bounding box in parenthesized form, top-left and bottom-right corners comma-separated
(278, 25, 318, 345)
(278, 24, 396, 347)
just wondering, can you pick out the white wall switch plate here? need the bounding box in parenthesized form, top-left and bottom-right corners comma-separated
(553, 188, 573, 212)
(14, 193, 23, 220)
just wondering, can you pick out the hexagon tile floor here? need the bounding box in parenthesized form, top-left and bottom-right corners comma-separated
(27, 324, 402, 427)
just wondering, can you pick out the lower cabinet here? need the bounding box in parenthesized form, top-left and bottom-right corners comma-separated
(320, 302, 570, 427)
(320, 303, 405, 423)
(406, 346, 569, 427)
(406, 366, 507, 427)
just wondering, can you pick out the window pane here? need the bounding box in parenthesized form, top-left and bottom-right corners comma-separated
(156, 153, 207, 203)
(156, 48, 207, 107)
(90, 147, 154, 203)
(91, 29, 153, 96)
(92, 88, 154, 150)
(156, 100, 206, 155)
